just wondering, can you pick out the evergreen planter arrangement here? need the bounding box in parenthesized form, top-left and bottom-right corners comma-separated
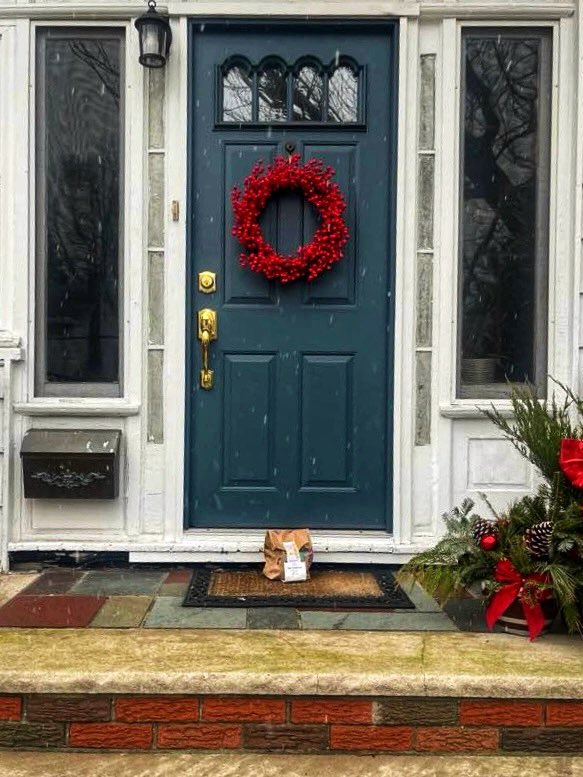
(401, 381, 583, 640)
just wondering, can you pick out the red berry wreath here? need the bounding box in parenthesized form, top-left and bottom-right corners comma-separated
(231, 153, 349, 283)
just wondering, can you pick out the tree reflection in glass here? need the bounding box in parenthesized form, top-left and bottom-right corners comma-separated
(293, 65, 323, 121)
(222, 64, 252, 122)
(43, 35, 122, 386)
(328, 65, 358, 123)
(460, 35, 549, 391)
(258, 65, 287, 122)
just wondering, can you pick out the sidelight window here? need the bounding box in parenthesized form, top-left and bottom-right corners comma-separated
(458, 29, 551, 398)
(35, 28, 124, 396)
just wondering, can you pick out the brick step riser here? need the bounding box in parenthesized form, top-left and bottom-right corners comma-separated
(1, 695, 583, 754)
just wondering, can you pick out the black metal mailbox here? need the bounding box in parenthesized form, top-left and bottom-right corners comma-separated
(21, 430, 121, 499)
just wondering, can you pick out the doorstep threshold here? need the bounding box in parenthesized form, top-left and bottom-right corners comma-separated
(0, 629, 580, 698)
(130, 529, 411, 564)
(10, 530, 429, 564)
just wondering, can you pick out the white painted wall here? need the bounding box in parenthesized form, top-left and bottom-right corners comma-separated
(0, 0, 579, 569)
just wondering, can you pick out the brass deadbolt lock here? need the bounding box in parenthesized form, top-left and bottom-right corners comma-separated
(198, 271, 216, 294)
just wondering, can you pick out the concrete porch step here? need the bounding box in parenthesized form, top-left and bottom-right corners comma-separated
(0, 628, 580, 697)
(0, 629, 582, 758)
(1, 753, 582, 777)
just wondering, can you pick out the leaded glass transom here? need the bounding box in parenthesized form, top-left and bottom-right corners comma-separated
(220, 56, 361, 124)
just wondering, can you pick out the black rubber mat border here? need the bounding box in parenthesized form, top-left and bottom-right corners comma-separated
(183, 563, 415, 609)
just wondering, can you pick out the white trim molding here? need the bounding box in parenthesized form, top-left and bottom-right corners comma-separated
(421, 2, 575, 20)
(8, 531, 433, 565)
(0, 4, 163, 20)
(14, 401, 141, 417)
(165, 1, 421, 16)
(0, 1, 422, 20)
(439, 404, 515, 419)
(0, 1, 573, 22)
(0, 335, 24, 572)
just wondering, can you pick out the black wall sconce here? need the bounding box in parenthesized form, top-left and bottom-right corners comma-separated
(135, 0, 172, 69)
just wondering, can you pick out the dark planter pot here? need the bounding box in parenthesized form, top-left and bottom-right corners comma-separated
(497, 598, 558, 637)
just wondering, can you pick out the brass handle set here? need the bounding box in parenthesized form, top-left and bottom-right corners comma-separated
(197, 271, 217, 390)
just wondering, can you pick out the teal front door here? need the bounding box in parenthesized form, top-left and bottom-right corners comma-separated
(186, 21, 397, 530)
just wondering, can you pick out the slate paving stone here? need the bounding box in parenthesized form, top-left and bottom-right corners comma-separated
(247, 607, 300, 630)
(159, 583, 190, 597)
(164, 569, 193, 584)
(71, 570, 166, 596)
(0, 565, 463, 633)
(89, 596, 153, 628)
(400, 582, 443, 613)
(0, 574, 40, 608)
(20, 569, 85, 596)
(144, 598, 247, 629)
(299, 610, 458, 631)
(0, 595, 106, 628)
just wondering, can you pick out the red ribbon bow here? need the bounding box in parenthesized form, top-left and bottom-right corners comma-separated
(485, 559, 551, 641)
(560, 438, 583, 488)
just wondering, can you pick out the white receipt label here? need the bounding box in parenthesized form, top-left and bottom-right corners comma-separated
(283, 561, 307, 582)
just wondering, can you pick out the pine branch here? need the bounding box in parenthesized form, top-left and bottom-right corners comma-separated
(477, 492, 501, 520)
(482, 382, 583, 502)
(398, 500, 485, 599)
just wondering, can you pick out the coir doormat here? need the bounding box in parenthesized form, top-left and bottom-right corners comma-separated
(183, 564, 415, 609)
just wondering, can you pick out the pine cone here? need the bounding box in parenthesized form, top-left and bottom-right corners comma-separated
(472, 518, 495, 545)
(524, 521, 554, 558)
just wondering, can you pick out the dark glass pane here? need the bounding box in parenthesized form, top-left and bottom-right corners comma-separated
(42, 34, 121, 384)
(460, 35, 547, 389)
(328, 66, 358, 123)
(258, 66, 287, 122)
(293, 65, 323, 121)
(223, 64, 252, 122)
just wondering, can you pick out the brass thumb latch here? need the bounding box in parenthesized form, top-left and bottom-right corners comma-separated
(197, 308, 217, 390)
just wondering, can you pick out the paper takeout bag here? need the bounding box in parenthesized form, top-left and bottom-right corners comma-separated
(263, 529, 313, 582)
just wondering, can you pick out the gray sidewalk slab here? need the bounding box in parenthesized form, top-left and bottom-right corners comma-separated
(0, 752, 581, 777)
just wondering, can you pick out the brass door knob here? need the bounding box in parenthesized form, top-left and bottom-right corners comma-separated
(198, 271, 216, 293)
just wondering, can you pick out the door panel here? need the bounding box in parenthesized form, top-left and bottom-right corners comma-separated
(187, 22, 397, 529)
(300, 354, 354, 488)
(223, 353, 276, 488)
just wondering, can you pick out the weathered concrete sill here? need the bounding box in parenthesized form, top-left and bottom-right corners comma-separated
(0, 629, 580, 698)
